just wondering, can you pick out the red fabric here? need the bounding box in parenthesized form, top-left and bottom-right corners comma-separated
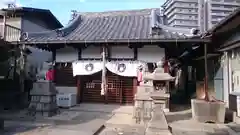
(163, 61, 169, 73)
(46, 69, 55, 81)
(137, 71, 143, 82)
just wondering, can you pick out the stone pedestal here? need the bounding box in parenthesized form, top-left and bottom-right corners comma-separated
(191, 99, 226, 123)
(28, 81, 58, 117)
(146, 103, 170, 135)
(133, 94, 153, 124)
(151, 92, 170, 112)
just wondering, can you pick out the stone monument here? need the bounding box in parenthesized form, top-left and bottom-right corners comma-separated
(28, 61, 58, 117)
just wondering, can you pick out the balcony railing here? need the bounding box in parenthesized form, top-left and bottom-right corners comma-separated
(0, 23, 21, 42)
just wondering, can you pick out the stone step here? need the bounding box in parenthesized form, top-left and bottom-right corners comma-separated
(145, 129, 172, 135)
(99, 126, 146, 135)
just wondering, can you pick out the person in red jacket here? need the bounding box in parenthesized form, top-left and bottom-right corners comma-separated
(45, 67, 55, 81)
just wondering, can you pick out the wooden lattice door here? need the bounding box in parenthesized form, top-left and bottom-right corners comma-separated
(82, 72, 104, 103)
(107, 73, 123, 104)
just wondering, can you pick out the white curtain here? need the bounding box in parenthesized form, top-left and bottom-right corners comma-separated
(106, 61, 142, 77)
(72, 61, 103, 76)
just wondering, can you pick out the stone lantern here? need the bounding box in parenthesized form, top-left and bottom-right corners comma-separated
(143, 61, 175, 112)
(28, 61, 58, 117)
(133, 61, 175, 125)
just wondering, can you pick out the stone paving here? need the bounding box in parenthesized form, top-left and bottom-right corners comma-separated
(99, 126, 146, 135)
(0, 104, 135, 135)
(0, 121, 52, 135)
(2, 104, 240, 135)
(169, 120, 231, 135)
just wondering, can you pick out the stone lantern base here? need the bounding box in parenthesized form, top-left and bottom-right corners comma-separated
(191, 99, 226, 123)
(28, 81, 58, 117)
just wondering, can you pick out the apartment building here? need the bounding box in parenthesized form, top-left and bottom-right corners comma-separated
(207, 0, 239, 28)
(162, 0, 240, 32)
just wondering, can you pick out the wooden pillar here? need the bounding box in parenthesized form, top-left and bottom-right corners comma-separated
(204, 43, 209, 101)
(52, 49, 56, 83)
(78, 47, 82, 60)
(133, 78, 138, 104)
(133, 46, 138, 104)
(133, 47, 138, 60)
(101, 45, 107, 103)
(77, 48, 82, 104)
(13, 45, 18, 81)
(77, 76, 81, 104)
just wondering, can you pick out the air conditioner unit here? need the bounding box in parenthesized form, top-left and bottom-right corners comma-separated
(57, 93, 77, 108)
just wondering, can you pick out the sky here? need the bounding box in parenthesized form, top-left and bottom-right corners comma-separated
(0, 0, 165, 25)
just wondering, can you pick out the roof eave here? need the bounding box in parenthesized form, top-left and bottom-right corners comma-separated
(14, 38, 210, 45)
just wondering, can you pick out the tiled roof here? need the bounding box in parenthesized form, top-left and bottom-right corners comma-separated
(23, 8, 193, 43)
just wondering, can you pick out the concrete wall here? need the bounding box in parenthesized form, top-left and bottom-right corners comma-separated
(137, 46, 165, 63)
(6, 17, 22, 29)
(56, 47, 78, 62)
(21, 17, 50, 33)
(110, 46, 134, 59)
(56, 86, 77, 94)
(81, 46, 101, 59)
(0, 17, 21, 29)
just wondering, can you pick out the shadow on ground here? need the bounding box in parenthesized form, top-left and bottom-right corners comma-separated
(0, 121, 50, 135)
(0, 103, 131, 134)
(166, 103, 192, 123)
(167, 104, 240, 135)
